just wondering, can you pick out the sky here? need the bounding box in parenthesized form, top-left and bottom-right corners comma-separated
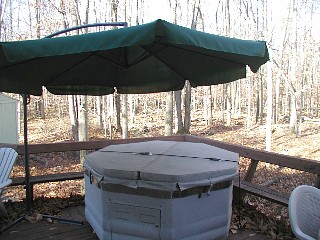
(159, 0, 319, 41)
(144, 0, 171, 22)
(5, 0, 320, 42)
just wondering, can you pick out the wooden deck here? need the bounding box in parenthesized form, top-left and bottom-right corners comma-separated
(0, 205, 270, 240)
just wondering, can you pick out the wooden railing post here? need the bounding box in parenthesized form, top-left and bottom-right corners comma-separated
(243, 159, 259, 182)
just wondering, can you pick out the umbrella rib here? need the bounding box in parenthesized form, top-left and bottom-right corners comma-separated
(167, 43, 245, 66)
(44, 52, 96, 86)
(128, 46, 158, 67)
(0, 57, 43, 70)
(94, 45, 162, 69)
(95, 53, 129, 69)
(110, 37, 169, 68)
(138, 44, 189, 79)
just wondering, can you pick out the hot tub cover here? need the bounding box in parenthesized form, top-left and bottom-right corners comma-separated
(84, 140, 238, 191)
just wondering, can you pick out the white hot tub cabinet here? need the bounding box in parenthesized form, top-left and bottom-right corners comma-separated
(84, 140, 239, 240)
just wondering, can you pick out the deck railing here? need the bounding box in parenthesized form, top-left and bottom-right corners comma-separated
(3, 135, 320, 206)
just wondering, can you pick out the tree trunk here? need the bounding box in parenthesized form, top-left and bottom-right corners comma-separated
(68, 95, 79, 142)
(212, 86, 217, 111)
(274, 76, 280, 124)
(236, 81, 241, 115)
(35, 0, 45, 119)
(317, 84, 319, 118)
(78, 95, 88, 160)
(284, 83, 289, 116)
(259, 76, 264, 125)
(222, 84, 226, 123)
(184, 81, 191, 133)
(0, 0, 8, 37)
(226, 96, 231, 126)
(246, 78, 251, 129)
(231, 82, 236, 115)
(255, 88, 260, 124)
(115, 93, 121, 132)
(181, 1, 199, 133)
(226, 84, 231, 126)
(78, 96, 88, 141)
(107, 95, 114, 139)
(266, 62, 273, 151)
(96, 96, 103, 129)
(174, 90, 184, 132)
(289, 94, 297, 134)
(59, 0, 79, 142)
(102, 96, 107, 138)
(289, 0, 298, 135)
(297, 91, 303, 137)
(165, 91, 173, 136)
(129, 94, 135, 124)
(205, 86, 213, 125)
(122, 94, 128, 139)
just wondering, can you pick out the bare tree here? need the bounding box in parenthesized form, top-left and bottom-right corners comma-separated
(0, 0, 8, 38)
(53, 0, 79, 142)
(289, 0, 298, 134)
(34, 0, 46, 119)
(183, 0, 201, 133)
(169, 0, 184, 133)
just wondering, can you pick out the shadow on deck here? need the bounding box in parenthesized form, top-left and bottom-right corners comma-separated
(0, 205, 270, 240)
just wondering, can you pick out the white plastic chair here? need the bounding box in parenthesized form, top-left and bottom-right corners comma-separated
(288, 185, 320, 240)
(0, 148, 18, 216)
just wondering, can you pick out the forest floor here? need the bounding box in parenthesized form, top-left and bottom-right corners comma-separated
(2, 110, 320, 239)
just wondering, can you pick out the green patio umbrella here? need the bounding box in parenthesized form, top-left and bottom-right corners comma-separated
(0, 19, 269, 224)
(0, 19, 269, 96)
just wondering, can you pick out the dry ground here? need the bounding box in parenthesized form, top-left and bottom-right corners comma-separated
(2, 110, 319, 239)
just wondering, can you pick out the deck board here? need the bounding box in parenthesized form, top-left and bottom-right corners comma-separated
(228, 230, 270, 240)
(0, 205, 269, 239)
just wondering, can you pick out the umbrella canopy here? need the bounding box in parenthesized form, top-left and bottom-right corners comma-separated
(0, 19, 269, 96)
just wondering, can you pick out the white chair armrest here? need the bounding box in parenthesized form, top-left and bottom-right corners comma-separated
(0, 179, 12, 190)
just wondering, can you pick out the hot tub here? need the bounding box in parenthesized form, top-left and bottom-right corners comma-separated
(84, 140, 238, 240)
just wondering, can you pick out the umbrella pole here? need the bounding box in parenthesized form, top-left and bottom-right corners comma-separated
(0, 95, 32, 234)
(21, 94, 83, 225)
(23, 94, 32, 212)
(0, 95, 83, 235)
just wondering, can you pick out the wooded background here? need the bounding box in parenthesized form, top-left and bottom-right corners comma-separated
(0, 0, 319, 150)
